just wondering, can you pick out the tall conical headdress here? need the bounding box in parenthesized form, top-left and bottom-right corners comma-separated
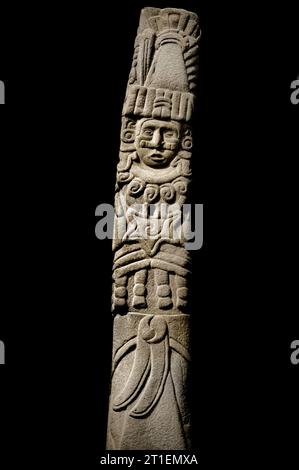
(123, 8, 200, 123)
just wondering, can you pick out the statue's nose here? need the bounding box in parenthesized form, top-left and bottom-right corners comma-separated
(152, 129, 163, 147)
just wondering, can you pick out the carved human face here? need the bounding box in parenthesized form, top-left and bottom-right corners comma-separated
(135, 119, 180, 168)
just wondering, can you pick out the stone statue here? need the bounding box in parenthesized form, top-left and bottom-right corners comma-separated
(106, 7, 200, 450)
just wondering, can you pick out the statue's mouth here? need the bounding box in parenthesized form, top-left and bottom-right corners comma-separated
(150, 152, 166, 161)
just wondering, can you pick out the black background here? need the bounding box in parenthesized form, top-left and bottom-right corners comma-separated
(0, 0, 298, 467)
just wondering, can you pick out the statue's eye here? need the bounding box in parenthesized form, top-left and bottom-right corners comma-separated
(143, 129, 153, 137)
(164, 131, 175, 138)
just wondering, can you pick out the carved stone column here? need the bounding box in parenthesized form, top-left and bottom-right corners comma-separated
(106, 7, 200, 450)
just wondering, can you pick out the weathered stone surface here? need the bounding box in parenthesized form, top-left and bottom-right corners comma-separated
(106, 7, 200, 450)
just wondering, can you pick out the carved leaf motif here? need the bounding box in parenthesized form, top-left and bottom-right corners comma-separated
(113, 316, 169, 416)
(112, 315, 191, 418)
